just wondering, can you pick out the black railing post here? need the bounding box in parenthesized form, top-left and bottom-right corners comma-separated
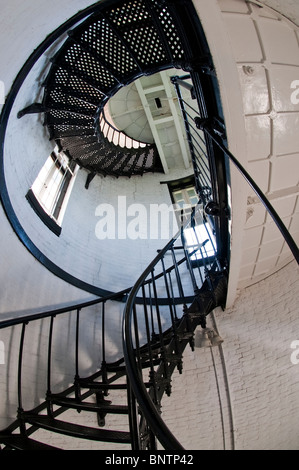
(17, 322, 27, 435)
(74, 308, 81, 401)
(127, 384, 140, 450)
(161, 257, 183, 374)
(141, 284, 160, 408)
(101, 301, 109, 396)
(46, 315, 55, 417)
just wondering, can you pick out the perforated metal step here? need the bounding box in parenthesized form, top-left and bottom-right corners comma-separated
(24, 415, 131, 444)
(20, 0, 189, 178)
(0, 434, 62, 451)
(50, 396, 129, 415)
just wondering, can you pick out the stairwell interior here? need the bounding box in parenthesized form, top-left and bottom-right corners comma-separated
(0, 0, 299, 451)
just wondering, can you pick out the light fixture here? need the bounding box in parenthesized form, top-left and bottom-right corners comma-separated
(209, 329, 224, 346)
(194, 327, 223, 348)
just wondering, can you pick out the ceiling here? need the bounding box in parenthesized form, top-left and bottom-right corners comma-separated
(108, 69, 193, 174)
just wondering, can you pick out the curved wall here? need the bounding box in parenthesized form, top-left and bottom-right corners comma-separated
(0, 1, 109, 318)
(195, 0, 299, 307)
(161, 259, 299, 450)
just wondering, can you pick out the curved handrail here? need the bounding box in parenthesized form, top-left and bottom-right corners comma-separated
(122, 202, 222, 449)
(0, 2, 122, 299)
(0, 288, 128, 331)
(122, 231, 185, 450)
(195, 118, 299, 264)
(0, 246, 199, 331)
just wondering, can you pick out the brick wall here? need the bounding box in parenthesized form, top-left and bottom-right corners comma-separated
(161, 260, 299, 450)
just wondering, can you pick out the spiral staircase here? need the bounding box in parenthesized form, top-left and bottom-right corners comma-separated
(0, 0, 298, 451)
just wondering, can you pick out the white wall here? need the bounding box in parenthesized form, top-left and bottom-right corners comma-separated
(195, 0, 299, 307)
(0, 1, 109, 317)
(157, 260, 299, 450)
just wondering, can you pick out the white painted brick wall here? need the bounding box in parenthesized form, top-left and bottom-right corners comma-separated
(161, 260, 299, 450)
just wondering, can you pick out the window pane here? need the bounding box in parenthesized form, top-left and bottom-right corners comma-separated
(172, 190, 185, 208)
(30, 149, 77, 225)
(184, 223, 216, 260)
(186, 187, 199, 206)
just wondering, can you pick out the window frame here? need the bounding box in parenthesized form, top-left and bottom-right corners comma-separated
(167, 176, 217, 266)
(26, 148, 78, 236)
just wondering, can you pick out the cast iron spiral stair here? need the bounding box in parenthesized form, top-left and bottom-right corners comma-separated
(0, 259, 228, 450)
(0, 0, 232, 451)
(18, 0, 198, 178)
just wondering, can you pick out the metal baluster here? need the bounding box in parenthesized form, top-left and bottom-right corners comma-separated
(150, 269, 171, 396)
(46, 315, 55, 417)
(172, 78, 202, 197)
(74, 308, 81, 401)
(168, 271, 178, 321)
(133, 304, 141, 373)
(127, 384, 140, 450)
(171, 245, 186, 309)
(101, 301, 108, 396)
(142, 284, 159, 408)
(17, 322, 27, 435)
(161, 257, 182, 373)
(181, 225, 198, 293)
(190, 210, 210, 276)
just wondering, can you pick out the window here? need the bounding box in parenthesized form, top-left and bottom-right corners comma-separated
(26, 147, 78, 235)
(167, 177, 217, 263)
(167, 176, 199, 226)
(172, 185, 199, 224)
(183, 223, 217, 262)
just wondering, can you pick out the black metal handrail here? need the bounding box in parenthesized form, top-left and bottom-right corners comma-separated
(122, 203, 227, 449)
(171, 74, 230, 271)
(0, 245, 203, 332)
(123, 234, 184, 450)
(0, 1, 124, 299)
(195, 118, 299, 265)
(1, 206, 220, 448)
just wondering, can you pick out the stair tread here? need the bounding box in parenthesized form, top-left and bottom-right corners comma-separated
(50, 396, 129, 414)
(0, 434, 62, 451)
(25, 415, 131, 443)
(79, 381, 128, 390)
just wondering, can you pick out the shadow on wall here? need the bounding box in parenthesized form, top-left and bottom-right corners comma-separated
(0, 300, 125, 430)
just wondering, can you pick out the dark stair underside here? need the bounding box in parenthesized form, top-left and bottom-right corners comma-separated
(19, 0, 191, 178)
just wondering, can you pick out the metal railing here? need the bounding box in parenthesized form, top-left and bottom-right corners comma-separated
(195, 118, 299, 264)
(122, 205, 228, 449)
(171, 75, 230, 270)
(0, 207, 223, 449)
(122, 73, 299, 450)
